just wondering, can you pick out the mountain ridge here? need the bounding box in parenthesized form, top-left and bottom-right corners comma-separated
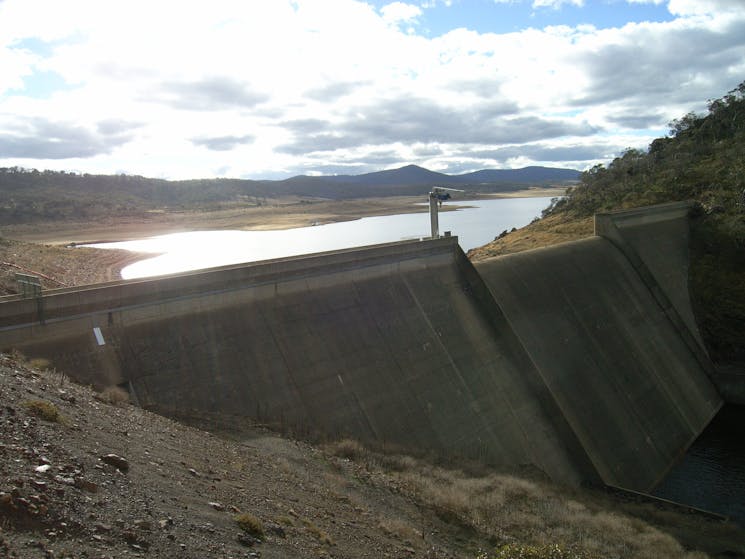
(0, 164, 579, 223)
(283, 164, 580, 188)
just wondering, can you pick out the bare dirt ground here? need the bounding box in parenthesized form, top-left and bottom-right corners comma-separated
(2, 355, 743, 559)
(0, 354, 474, 558)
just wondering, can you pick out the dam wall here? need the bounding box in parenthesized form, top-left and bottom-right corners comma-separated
(0, 203, 722, 492)
(474, 236, 721, 491)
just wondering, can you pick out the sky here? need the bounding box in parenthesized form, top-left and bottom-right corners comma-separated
(0, 0, 743, 180)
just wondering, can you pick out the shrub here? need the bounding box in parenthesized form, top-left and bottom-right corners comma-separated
(27, 357, 51, 370)
(97, 386, 130, 406)
(23, 400, 62, 422)
(234, 513, 264, 538)
(302, 518, 334, 545)
(482, 543, 591, 559)
(328, 438, 366, 460)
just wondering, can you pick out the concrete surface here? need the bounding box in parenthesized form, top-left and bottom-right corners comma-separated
(0, 203, 723, 492)
(474, 237, 721, 491)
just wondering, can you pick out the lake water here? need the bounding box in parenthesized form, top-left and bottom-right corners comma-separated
(92, 197, 553, 279)
(653, 404, 745, 525)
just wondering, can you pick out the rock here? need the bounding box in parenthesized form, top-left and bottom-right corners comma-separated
(53, 475, 75, 486)
(208, 501, 225, 511)
(101, 454, 129, 473)
(237, 533, 260, 547)
(74, 477, 99, 493)
(35, 464, 51, 474)
(187, 468, 199, 477)
(265, 521, 286, 538)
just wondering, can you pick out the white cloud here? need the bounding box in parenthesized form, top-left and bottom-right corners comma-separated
(667, 0, 743, 16)
(0, 0, 743, 178)
(381, 2, 423, 25)
(532, 0, 584, 8)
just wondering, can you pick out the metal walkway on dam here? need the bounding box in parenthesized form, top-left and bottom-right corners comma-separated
(0, 201, 723, 493)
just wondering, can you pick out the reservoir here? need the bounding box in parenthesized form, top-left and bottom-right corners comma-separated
(653, 404, 745, 525)
(92, 196, 552, 279)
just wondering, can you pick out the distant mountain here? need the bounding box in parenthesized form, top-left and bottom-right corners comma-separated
(282, 164, 579, 192)
(455, 166, 581, 184)
(0, 164, 579, 223)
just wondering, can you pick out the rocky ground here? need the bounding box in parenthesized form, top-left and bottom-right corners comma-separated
(0, 353, 480, 559)
(0, 238, 143, 296)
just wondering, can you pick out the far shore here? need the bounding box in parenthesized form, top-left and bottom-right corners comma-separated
(1, 188, 564, 246)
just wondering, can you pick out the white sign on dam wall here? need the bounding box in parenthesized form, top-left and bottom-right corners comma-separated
(0, 202, 721, 494)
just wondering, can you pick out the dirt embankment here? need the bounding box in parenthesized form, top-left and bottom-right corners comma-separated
(2, 355, 744, 559)
(0, 239, 144, 296)
(0, 197, 431, 246)
(0, 353, 473, 558)
(467, 214, 594, 261)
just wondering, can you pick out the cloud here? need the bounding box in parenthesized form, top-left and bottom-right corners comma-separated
(0, 0, 743, 178)
(96, 119, 142, 136)
(191, 134, 255, 151)
(469, 142, 622, 163)
(532, 0, 584, 8)
(380, 2, 422, 25)
(0, 117, 133, 159)
(305, 81, 368, 102)
(277, 94, 597, 156)
(667, 0, 743, 16)
(568, 16, 745, 111)
(153, 78, 269, 111)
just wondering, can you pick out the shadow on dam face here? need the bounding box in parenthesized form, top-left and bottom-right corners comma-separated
(0, 202, 723, 495)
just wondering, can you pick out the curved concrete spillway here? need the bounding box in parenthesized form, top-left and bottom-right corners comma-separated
(0, 202, 722, 492)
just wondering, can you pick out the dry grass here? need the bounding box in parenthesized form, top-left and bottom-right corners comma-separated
(23, 399, 62, 423)
(323, 441, 721, 559)
(468, 214, 594, 261)
(234, 512, 264, 538)
(27, 357, 52, 370)
(378, 517, 421, 543)
(396, 466, 709, 559)
(326, 438, 367, 460)
(301, 518, 334, 546)
(96, 385, 130, 406)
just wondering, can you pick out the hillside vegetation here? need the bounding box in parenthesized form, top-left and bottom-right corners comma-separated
(0, 165, 577, 224)
(473, 81, 745, 365)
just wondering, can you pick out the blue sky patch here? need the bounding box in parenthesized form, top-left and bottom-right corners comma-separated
(10, 70, 75, 99)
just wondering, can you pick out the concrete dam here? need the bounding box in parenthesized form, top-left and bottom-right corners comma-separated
(0, 201, 722, 494)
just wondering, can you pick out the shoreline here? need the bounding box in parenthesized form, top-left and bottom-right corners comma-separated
(0, 190, 563, 291)
(1, 189, 564, 246)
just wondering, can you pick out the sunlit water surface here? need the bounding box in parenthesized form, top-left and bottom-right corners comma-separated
(90, 197, 553, 279)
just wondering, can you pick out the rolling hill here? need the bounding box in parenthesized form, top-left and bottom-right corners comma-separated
(0, 164, 579, 224)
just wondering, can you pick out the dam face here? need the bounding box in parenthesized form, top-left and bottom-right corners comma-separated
(0, 202, 722, 493)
